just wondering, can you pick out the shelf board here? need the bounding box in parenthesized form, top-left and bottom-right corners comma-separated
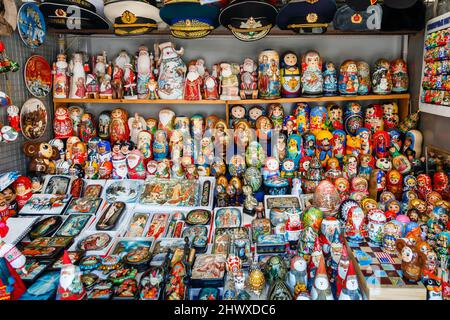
(53, 93, 410, 105)
(419, 103, 450, 118)
(48, 26, 419, 37)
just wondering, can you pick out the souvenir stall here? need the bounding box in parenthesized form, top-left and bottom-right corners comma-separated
(0, 0, 449, 301)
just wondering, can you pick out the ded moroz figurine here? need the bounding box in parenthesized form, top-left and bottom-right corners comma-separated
(112, 50, 130, 99)
(68, 52, 86, 99)
(203, 64, 219, 100)
(56, 251, 86, 300)
(184, 63, 202, 100)
(311, 255, 334, 300)
(123, 63, 137, 99)
(53, 53, 68, 98)
(6, 105, 20, 132)
(54, 106, 74, 139)
(240, 58, 258, 99)
(156, 42, 186, 100)
(136, 46, 151, 99)
(220, 63, 240, 100)
(338, 260, 363, 300)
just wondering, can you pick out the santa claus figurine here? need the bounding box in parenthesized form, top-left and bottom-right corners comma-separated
(126, 150, 146, 180)
(56, 251, 86, 300)
(203, 65, 219, 100)
(310, 255, 334, 300)
(123, 63, 137, 99)
(344, 203, 367, 243)
(184, 64, 202, 100)
(7, 105, 20, 132)
(335, 245, 350, 298)
(54, 106, 74, 139)
(338, 260, 363, 300)
(12, 177, 32, 210)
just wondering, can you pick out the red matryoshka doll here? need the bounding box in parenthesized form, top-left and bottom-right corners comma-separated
(341, 200, 367, 243)
(109, 108, 130, 144)
(332, 130, 346, 163)
(387, 170, 403, 200)
(137, 130, 152, 160)
(0, 193, 10, 218)
(338, 60, 359, 95)
(316, 130, 333, 167)
(79, 112, 97, 143)
(433, 171, 449, 196)
(372, 58, 392, 95)
(369, 169, 386, 201)
(343, 155, 358, 180)
(204, 65, 219, 100)
(127, 150, 146, 179)
(98, 161, 113, 179)
(293, 103, 310, 134)
(359, 154, 374, 181)
(343, 102, 363, 136)
(267, 103, 284, 131)
(356, 128, 372, 155)
(66, 136, 81, 161)
(71, 141, 87, 165)
(310, 106, 328, 136)
(382, 102, 399, 130)
(373, 131, 390, 159)
(298, 156, 312, 179)
(351, 176, 369, 195)
(325, 157, 342, 183)
(327, 104, 343, 131)
(280, 51, 301, 98)
(54, 106, 74, 139)
(13, 177, 32, 210)
(364, 104, 384, 134)
(417, 174, 432, 200)
(335, 177, 350, 201)
(390, 58, 409, 93)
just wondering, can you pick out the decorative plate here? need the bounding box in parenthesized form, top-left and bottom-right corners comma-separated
(214, 207, 242, 228)
(29, 216, 63, 239)
(186, 209, 211, 225)
(24, 55, 52, 97)
(20, 98, 47, 140)
(17, 2, 46, 49)
(79, 255, 102, 271)
(78, 232, 112, 251)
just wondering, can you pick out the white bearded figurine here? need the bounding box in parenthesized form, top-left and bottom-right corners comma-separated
(56, 251, 85, 300)
(338, 261, 363, 300)
(128, 112, 147, 145)
(287, 255, 308, 293)
(137, 46, 151, 99)
(68, 53, 86, 99)
(310, 255, 334, 300)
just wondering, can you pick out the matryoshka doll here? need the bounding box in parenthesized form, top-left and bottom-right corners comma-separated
(137, 130, 152, 160)
(262, 157, 280, 181)
(310, 106, 327, 136)
(332, 130, 346, 163)
(391, 58, 409, 93)
(433, 171, 449, 196)
(293, 103, 310, 134)
(96, 140, 111, 163)
(388, 130, 402, 152)
(66, 136, 81, 161)
(280, 51, 301, 97)
(341, 201, 367, 243)
(267, 103, 284, 131)
(152, 130, 168, 161)
(280, 159, 296, 183)
(372, 59, 392, 95)
(13, 176, 32, 210)
(255, 115, 273, 140)
(68, 106, 84, 136)
(127, 150, 146, 179)
(190, 114, 204, 139)
(112, 157, 128, 179)
(304, 133, 316, 157)
(286, 134, 303, 168)
(359, 154, 374, 181)
(229, 155, 247, 178)
(325, 157, 342, 183)
(98, 111, 111, 140)
(272, 133, 287, 162)
(404, 130, 423, 159)
(315, 130, 333, 167)
(71, 141, 87, 165)
(145, 118, 158, 135)
(382, 220, 403, 253)
(382, 102, 399, 131)
(417, 174, 432, 200)
(109, 108, 130, 144)
(158, 109, 176, 136)
(84, 160, 99, 179)
(246, 141, 266, 169)
(343, 155, 358, 180)
(357, 128, 372, 156)
(335, 177, 350, 201)
(373, 131, 390, 159)
(387, 170, 403, 200)
(258, 49, 280, 99)
(79, 112, 97, 143)
(229, 104, 246, 129)
(369, 169, 386, 201)
(343, 102, 363, 136)
(338, 60, 359, 95)
(327, 104, 343, 131)
(323, 61, 337, 96)
(214, 120, 230, 158)
(356, 61, 370, 95)
(128, 113, 147, 145)
(301, 50, 323, 96)
(248, 106, 265, 128)
(54, 106, 74, 139)
(367, 209, 387, 245)
(364, 104, 384, 134)
(98, 161, 113, 179)
(283, 116, 296, 136)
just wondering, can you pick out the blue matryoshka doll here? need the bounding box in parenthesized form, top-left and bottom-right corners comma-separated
(332, 129, 346, 164)
(343, 102, 363, 136)
(310, 105, 328, 136)
(356, 127, 372, 155)
(389, 129, 403, 152)
(87, 137, 101, 161)
(323, 61, 338, 96)
(293, 103, 310, 134)
(97, 140, 112, 162)
(304, 133, 316, 157)
(286, 134, 303, 168)
(152, 129, 169, 161)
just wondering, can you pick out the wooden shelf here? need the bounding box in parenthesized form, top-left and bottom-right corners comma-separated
(53, 93, 410, 106)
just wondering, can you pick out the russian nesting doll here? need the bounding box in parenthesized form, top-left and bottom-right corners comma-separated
(153, 130, 168, 161)
(127, 150, 146, 179)
(287, 134, 304, 168)
(327, 104, 343, 131)
(68, 106, 84, 136)
(332, 130, 346, 162)
(373, 131, 390, 159)
(304, 134, 316, 158)
(54, 106, 74, 139)
(109, 108, 130, 144)
(339, 60, 359, 95)
(98, 111, 111, 140)
(391, 58, 409, 93)
(267, 103, 284, 130)
(316, 130, 333, 167)
(356, 61, 370, 95)
(310, 106, 328, 136)
(294, 103, 310, 134)
(258, 49, 281, 99)
(280, 51, 301, 97)
(79, 113, 97, 143)
(382, 102, 399, 131)
(301, 50, 323, 96)
(343, 103, 363, 136)
(248, 105, 265, 128)
(323, 61, 338, 96)
(364, 104, 384, 134)
(372, 59, 392, 95)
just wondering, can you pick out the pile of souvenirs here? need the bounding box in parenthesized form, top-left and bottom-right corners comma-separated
(53, 43, 409, 101)
(0, 91, 449, 299)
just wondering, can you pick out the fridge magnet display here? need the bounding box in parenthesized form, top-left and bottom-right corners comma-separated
(186, 209, 211, 225)
(214, 207, 242, 228)
(44, 175, 70, 195)
(125, 213, 149, 237)
(19, 194, 70, 215)
(17, 2, 46, 49)
(77, 232, 112, 251)
(20, 98, 48, 140)
(191, 254, 226, 287)
(50, 251, 83, 270)
(29, 215, 63, 239)
(105, 180, 142, 203)
(95, 201, 126, 231)
(65, 197, 102, 215)
(139, 266, 165, 300)
(55, 214, 92, 237)
(24, 55, 52, 98)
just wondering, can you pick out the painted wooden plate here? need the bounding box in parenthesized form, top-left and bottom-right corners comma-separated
(186, 209, 211, 225)
(20, 98, 47, 140)
(17, 3, 46, 49)
(29, 216, 63, 239)
(24, 55, 52, 98)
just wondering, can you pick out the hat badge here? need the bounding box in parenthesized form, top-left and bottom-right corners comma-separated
(55, 8, 67, 17)
(351, 13, 362, 24)
(121, 10, 137, 24)
(306, 13, 318, 23)
(306, 0, 318, 4)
